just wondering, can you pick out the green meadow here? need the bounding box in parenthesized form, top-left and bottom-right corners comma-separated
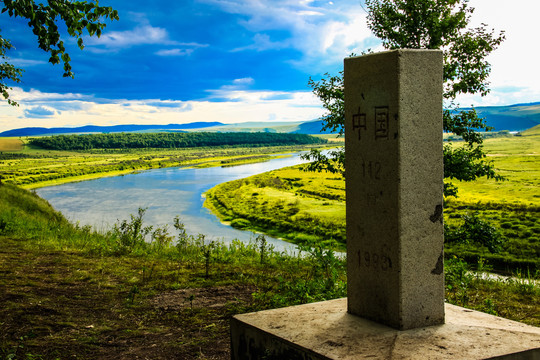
(0, 139, 330, 189)
(205, 127, 540, 272)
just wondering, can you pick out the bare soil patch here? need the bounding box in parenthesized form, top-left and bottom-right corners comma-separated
(0, 237, 257, 359)
(152, 285, 257, 311)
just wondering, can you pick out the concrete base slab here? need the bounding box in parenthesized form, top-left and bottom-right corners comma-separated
(231, 298, 540, 359)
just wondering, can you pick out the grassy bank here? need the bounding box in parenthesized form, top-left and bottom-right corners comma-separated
(0, 141, 330, 189)
(204, 132, 540, 272)
(204, 167, 346, 251)
(1, 184, 538, 359)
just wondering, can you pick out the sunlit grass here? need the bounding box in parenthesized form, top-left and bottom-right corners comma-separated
(0, 137, 23, 151)
(0, 143, 332, 189)
(447, 132, 540, 207)
(206, 132, 539, 271)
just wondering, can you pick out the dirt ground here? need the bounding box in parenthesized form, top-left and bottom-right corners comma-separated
(0, 237, 258, 359)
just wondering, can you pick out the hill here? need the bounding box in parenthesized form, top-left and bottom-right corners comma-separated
(521, 124, 540, 136)
(467, 102, 540, 131)
(1, 102, 539, 137)
(0, 122, 223, 137)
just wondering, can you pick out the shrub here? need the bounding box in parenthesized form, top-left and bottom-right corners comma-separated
(445, 213, 505, 253)
(111, 207, 153, 254)
(230, 218, 252, 229)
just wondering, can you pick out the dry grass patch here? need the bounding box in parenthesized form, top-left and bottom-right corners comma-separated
(0, 138, 23, 151)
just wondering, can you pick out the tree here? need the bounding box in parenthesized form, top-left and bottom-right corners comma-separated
(1, 0, 119, 106)
(304, 0, 505, 197)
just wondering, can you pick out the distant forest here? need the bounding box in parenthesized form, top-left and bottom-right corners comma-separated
(29, 132, 327, 150)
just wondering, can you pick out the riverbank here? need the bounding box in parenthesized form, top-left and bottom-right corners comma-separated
(204, 133, 540, 273)
(34, 151, 320, 251)
(1, 142, 331, 189)
(204, 165, 346, 251)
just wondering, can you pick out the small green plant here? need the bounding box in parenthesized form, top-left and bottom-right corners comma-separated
(481, 298, 498, 315)
(127, 285, 140, 304)
(173, 216, 188, 250)
(201, 238, 217, 279)
(255, 234, 273, 264)
(445, 256, 474, 306)
(111, 207, 153, 254)
(475, 257, 493, 277)
(186, 294, 195, 309)
(142, 263, 156, 283)
(151, 225, 174, 251)
(510, 269, 539, 296)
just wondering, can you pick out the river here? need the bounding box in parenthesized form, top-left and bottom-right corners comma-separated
(36, 152, 314, 252)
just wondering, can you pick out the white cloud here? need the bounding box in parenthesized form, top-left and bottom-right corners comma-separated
(9, 88, 87, 102)
(87, 25, 173, 48)
(85, 16, 208, 55)
(232, 33, 288, 52)
(233, 77, 255, 85)
(0, 87, 324, 133)
(9, 58, 48, 67)
(201, 0, 375, 68)
(155, 48, 194, 56)
(455, 0, 540, 106)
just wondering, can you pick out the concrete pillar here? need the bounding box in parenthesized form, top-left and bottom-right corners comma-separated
(344, 49, 445, 330)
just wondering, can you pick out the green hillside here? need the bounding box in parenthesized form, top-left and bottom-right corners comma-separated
(522, 124, 540, 135)
(472, 102, 540, 131)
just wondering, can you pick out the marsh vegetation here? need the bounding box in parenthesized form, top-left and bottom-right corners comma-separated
(0, 134, 330, 189)
(205, 128, 540, 273)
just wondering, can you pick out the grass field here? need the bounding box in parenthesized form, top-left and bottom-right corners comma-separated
(446, 127, 540, 208)
(205, 130, 540, 272)
(0, 138, 23, 151)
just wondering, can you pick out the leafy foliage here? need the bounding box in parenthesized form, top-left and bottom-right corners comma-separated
(305, 0, 505, 196)
(0, 34, 23, 105)
(111, 207, 153, 254)
(28, 132, 327, 151)
(0, 0, 119, 105)
(445, 213, 505, 253)
(445, 256, 474, 305)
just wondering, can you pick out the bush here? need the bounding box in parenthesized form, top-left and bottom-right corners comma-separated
(230, 218, 251, 229)
(445, 213, 505, 253)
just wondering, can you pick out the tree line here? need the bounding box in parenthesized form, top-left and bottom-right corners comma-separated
(29, 132, 327, 150)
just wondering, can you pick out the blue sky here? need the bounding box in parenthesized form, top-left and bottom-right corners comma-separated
(1, 0, 539, 132)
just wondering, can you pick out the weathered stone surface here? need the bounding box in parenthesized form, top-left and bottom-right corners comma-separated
(344, 49, 445, 330)
(231, 299, 540, 360)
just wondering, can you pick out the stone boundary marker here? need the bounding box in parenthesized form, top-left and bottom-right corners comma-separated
(344, 49, 444, 330)
(231, 300, 540, 359)
(230, 50, 540, 359)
